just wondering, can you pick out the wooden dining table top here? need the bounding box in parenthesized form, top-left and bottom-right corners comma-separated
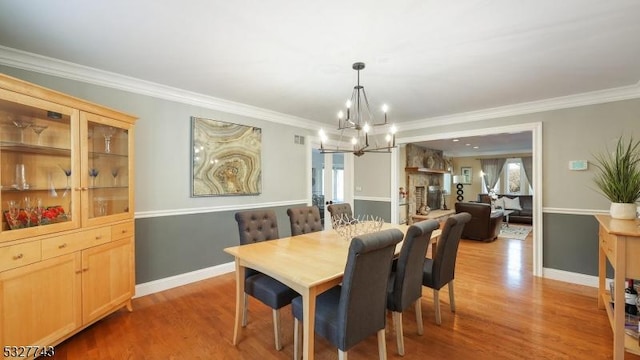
(224, 223, 441, 292)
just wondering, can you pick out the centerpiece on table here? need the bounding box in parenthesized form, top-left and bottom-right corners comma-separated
(592, 136, 640, 219)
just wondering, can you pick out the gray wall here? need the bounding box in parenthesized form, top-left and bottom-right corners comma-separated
(354, 199, 392, 222)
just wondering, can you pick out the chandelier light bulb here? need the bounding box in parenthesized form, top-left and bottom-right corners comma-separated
(351, 137, 358, 145)
(338, 110, 344, 119)
(382, 104, 388, 113)
(390, 124, 397, 134)
(363, 123, 370, 133)
(385, 134, 392, 142)
(346, 100, 352, 108)
(319, 129, 328, 142)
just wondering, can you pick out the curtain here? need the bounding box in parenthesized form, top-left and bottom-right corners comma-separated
(480, 158, 506, 193)
(521, 156, 533, 187)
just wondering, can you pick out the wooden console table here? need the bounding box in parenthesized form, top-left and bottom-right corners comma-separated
(595, 214, 640, 359)
(410, 209, 455, 225)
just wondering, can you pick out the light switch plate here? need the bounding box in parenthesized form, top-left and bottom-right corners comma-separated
(569, 160, 588, 171)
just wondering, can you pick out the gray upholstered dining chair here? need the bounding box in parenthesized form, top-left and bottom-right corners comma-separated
(326, 203, 354, 227)
(386, 219, 440, 356)
(291, 228, 404, 360)
(234, 210, 299, 350)
(422, 212, 471, 325)
(286, 205, 323, 236)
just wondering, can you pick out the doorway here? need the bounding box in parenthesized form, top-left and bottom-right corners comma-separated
(394, 122, 543, 276)
(311, 148, 351, 229)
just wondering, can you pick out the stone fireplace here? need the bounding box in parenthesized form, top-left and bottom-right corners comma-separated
(405, 144, 450, 216)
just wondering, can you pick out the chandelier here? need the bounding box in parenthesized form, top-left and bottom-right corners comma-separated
(319, 62, 397, 157)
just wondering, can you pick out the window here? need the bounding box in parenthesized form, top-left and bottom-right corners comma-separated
(506, 162, 521, 193)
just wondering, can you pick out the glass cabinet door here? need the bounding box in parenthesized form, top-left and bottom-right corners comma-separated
(82, 112, 132, 226)
(0, 92, 79, 242)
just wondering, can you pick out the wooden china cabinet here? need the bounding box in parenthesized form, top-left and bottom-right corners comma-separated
(0, 74, 136, 358)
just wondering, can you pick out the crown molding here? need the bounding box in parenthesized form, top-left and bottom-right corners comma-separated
(2, 45, 639, 134)
(399, 81, 640, 132)
(0, 45, 325, 131)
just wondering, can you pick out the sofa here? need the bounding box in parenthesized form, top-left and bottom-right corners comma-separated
(477, 194, 533, 225)
(454, 202, 504, 242)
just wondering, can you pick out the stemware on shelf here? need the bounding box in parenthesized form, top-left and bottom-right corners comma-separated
(111, 167, 119, 186)
(31, 124, 48, 145)
(59, 164, 71, 194)
(35, 198, 44, 225)
(13, 163, 29, 190)
(12, 118, 33, 143)
(23, 197, 35, 227)
(89, 168, 99, 187)
(6, 200, 20, 229)
(100, 126, 117, 153)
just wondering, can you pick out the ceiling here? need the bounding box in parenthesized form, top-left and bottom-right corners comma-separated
(1, 1, 639, 155)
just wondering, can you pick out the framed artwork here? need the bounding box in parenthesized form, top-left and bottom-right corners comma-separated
(190, 116, 262, 196)
(461, 167, 472, 184)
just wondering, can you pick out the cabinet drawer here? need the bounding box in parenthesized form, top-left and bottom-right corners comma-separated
(600, 226, 616, 262)
(42, 227, 112, 259)
(112, 222, 134, 241)
(0, 241, 41, 272)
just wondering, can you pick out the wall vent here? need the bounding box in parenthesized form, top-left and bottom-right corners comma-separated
(294, 135, 305, 145)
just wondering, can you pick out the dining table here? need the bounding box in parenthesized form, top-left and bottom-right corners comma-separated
(224, 222, 442, 360)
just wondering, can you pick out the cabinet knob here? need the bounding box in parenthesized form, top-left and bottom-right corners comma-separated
(121, 230, 127, 234)
(12, 253, 24, 260)
(95, 235, 102, 240)
(58, 243, 67, 249)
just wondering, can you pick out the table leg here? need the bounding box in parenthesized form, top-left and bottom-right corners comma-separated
(232, 260, 245, 346)
(302, 287, 317, 360)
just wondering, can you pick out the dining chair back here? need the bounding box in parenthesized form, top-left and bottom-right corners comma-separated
(287, 205, 323, 236)
(387, 219, 440, 355)
(234, 209, 299, 351)
(292, 228, 404, 360)
(422, 212, 471, 325)
(327, 203, 354, 227)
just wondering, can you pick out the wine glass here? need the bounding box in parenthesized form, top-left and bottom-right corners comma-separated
(111, 167, 120, 186)
(6, 200, 20, 229)
(59, 165, 72, 193)
(31, 124, 48, 145)
(12, 118, 32, 143)
(100, 126, 117, 153)
(35, 198, 44, 225)
(23, 197, 34, 227)
(89, 168, 99, 187)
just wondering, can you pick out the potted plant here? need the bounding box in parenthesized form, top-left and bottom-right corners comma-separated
(592, 136, 640, 219)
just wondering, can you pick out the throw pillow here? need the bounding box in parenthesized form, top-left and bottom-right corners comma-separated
(493, 197, 505, 209)
(503, 196, 522, 210)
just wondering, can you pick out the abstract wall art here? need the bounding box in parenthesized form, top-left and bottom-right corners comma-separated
(191, 117, 262, 196)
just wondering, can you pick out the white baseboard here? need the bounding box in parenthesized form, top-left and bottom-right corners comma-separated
(134, 264, 602, 299)
(134, 262, 235, 298)
(542, 267, 600, 288)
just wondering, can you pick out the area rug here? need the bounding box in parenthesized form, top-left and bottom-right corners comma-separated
(498, 225, 532, 240)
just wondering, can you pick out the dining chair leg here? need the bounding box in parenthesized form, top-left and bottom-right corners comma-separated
(433, 289, 442, 325)
(414, 300, 424, 336)
(338, 349, 348, 360)
(272, 308, 282, 350)
(392, 311, 404, 356)
(294, 318, 302, 360)
(242, 293, 248, 327)
(448, 280, 456, 312)
(377, 328, 388, 360)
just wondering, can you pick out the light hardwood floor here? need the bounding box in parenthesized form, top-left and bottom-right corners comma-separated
(49, 229, 640, 359)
